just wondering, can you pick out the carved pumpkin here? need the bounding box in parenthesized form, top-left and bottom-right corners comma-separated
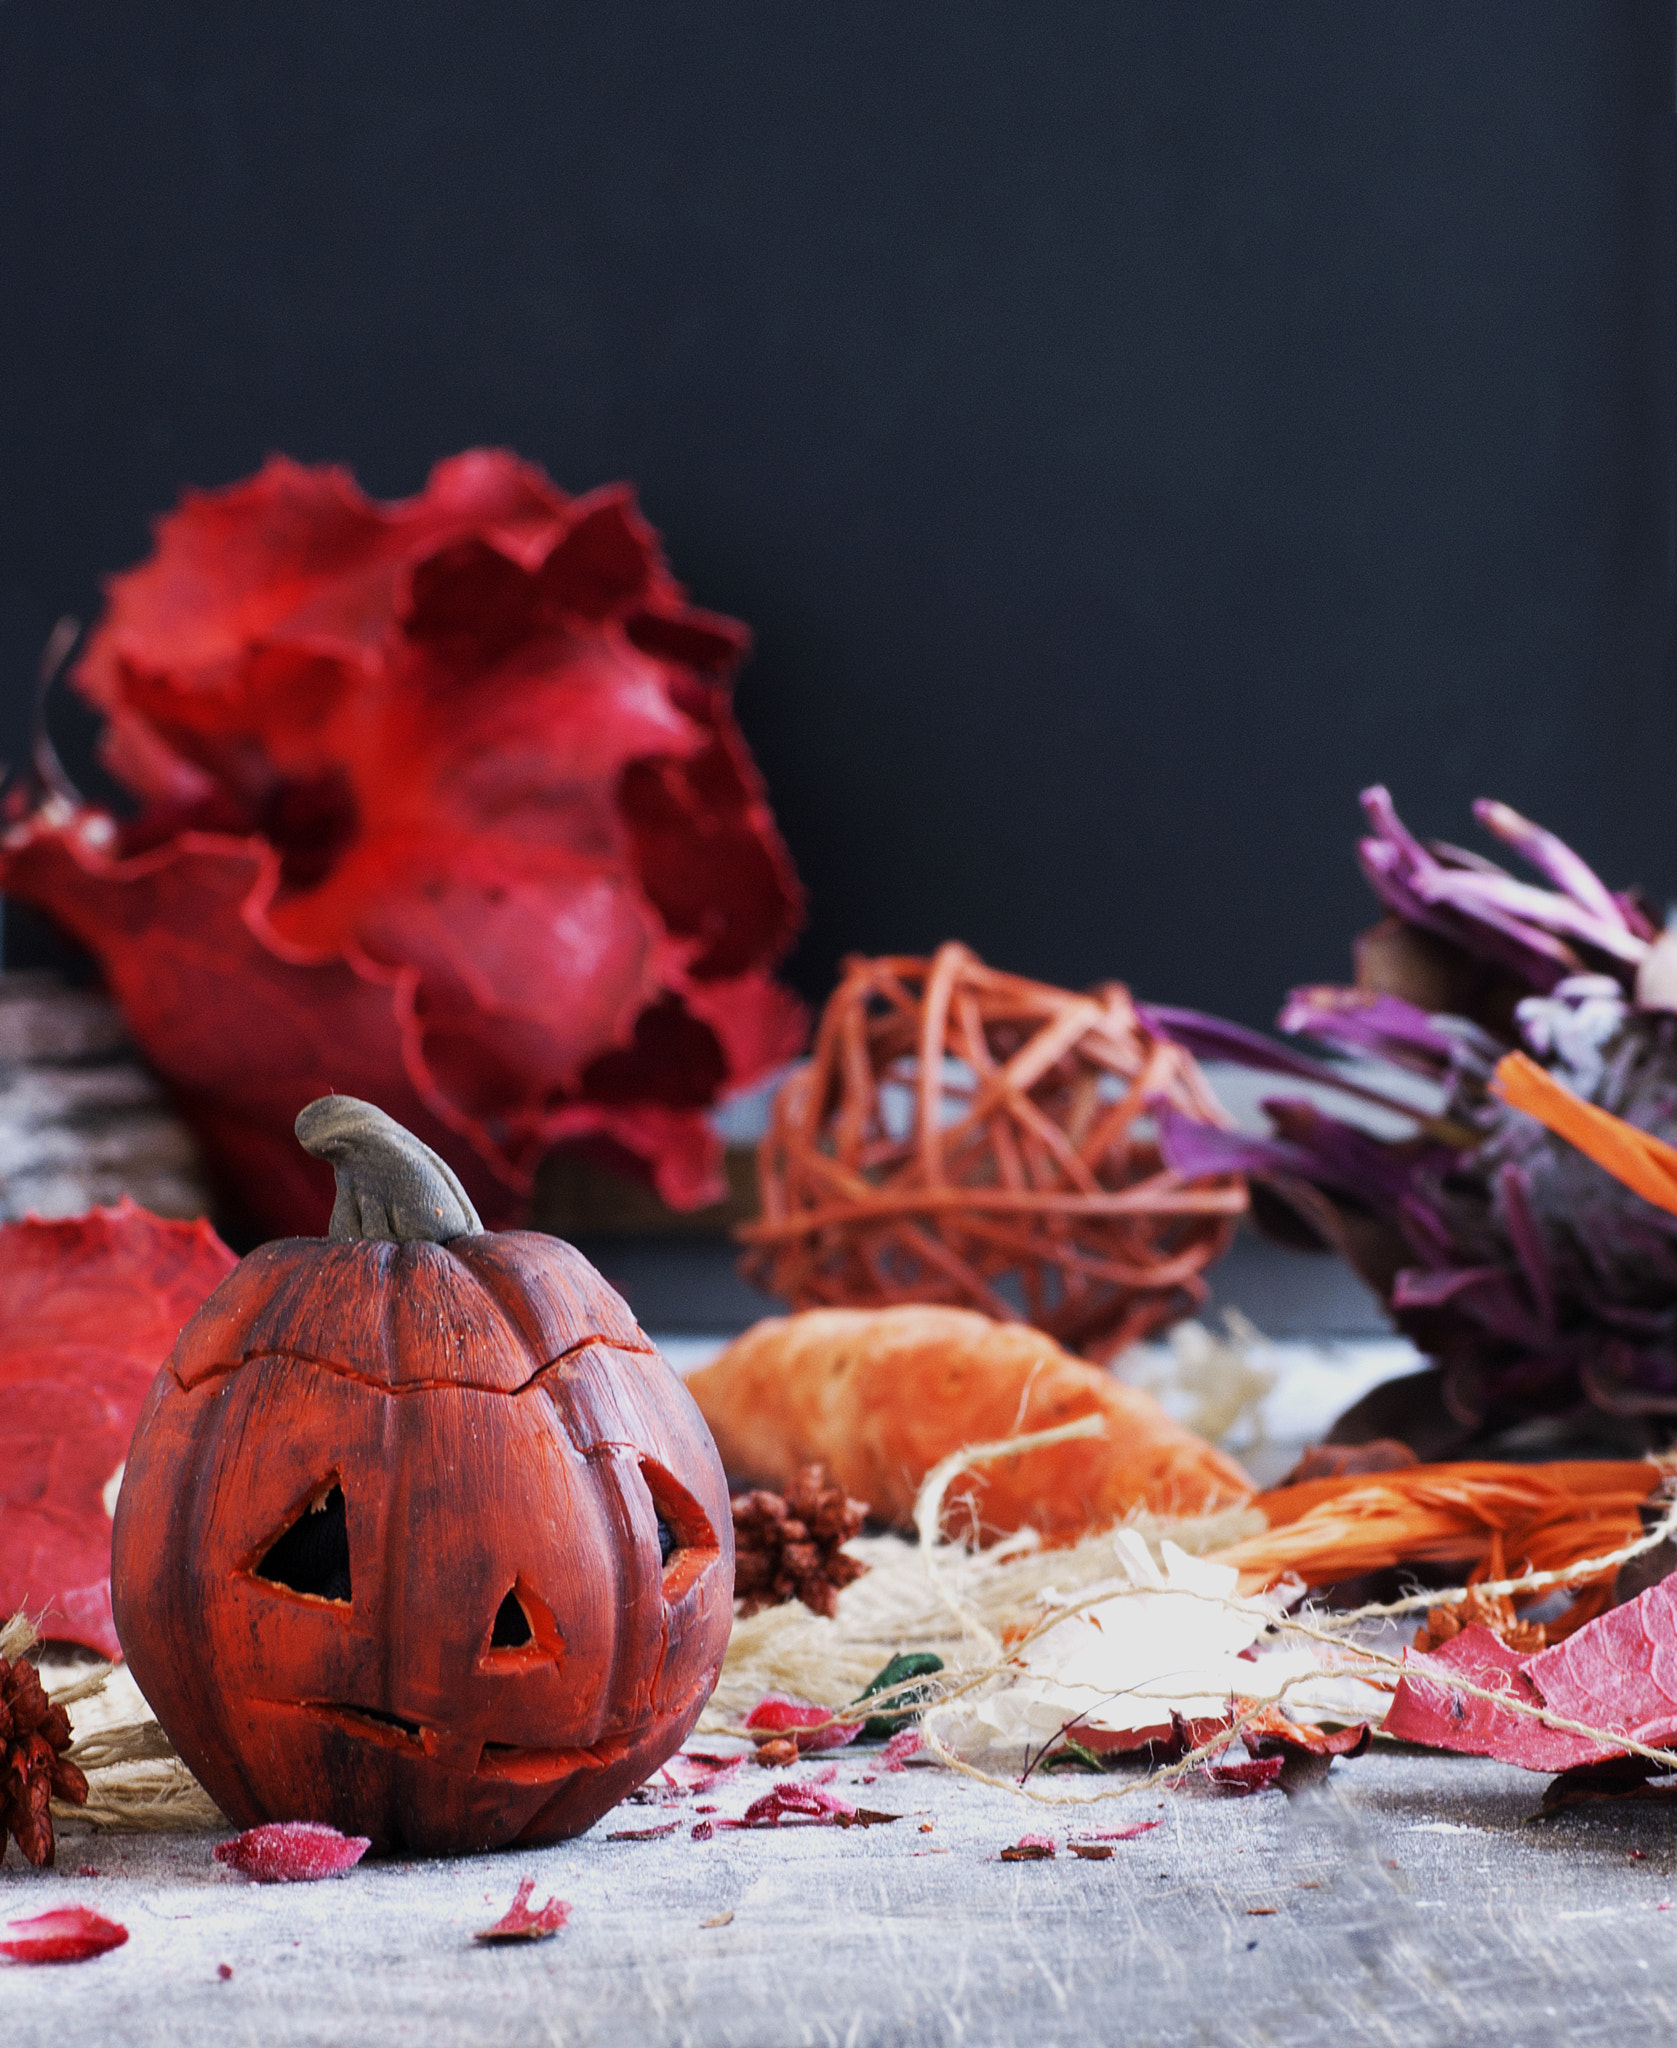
(110, 1097, 733, 1856)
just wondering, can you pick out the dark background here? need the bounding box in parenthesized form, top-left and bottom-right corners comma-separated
(2, 2, 1674, 1028)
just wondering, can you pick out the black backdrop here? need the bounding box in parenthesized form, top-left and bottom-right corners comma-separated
(2, 3, 1674, 1027)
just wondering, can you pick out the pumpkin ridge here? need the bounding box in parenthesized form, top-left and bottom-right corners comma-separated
(166, 1331, 662, 1398)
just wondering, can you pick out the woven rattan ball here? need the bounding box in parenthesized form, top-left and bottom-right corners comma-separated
(739, 943, 1246, 1361)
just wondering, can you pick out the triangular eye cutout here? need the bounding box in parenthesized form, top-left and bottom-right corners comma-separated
(255, 1484, 352, 1603)
(478, 1577, 563, 1670)
(490, 1590, 534, 1648)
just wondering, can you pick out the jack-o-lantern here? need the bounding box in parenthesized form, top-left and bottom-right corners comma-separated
(111, 1097, 734, 1856)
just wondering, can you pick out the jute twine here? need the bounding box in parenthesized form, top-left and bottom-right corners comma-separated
(739, 943, 1246, 1360)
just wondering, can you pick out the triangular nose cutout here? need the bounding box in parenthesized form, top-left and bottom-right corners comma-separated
(490, 1590, 533, 1648)
(256, 1484, 352, 1603)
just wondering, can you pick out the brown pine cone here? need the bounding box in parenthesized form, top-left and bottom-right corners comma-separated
(732, 1463, 868, 1620)
(0, 1651, 90, 1867)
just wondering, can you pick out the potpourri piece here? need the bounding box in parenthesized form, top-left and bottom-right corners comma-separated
(212, 1822, 371, 1883)
(1148, 786, 1677, 1451)
(0, 1648, 89, 1867)
(0, 1905, 128, 1964)
(1, 450, 804, 1234)
(731, 1464, 867, 1619)
(475, 1877, 571, 1943)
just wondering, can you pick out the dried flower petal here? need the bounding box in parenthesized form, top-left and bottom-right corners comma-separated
(743, 1692, 860, 1755)
(0, 1906, 128, 1963)
(1203, 1757, 1286, 1795)
(213, 1821, 370, 1883)
(725, 1778, 858, 1828)
(475, 1876, 570, 1944)
(881, 1728, 923, 1771)
(1000, 1834, 1056, 1861)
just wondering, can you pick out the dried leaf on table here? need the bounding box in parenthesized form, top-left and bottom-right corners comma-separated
(1385, 1577, 1677, 1779)
(1, 451, 806, 1237)
(0, 1905, 128, 1963)
(1240, 1705, 1371, 1789)
(1000, 1835, 1056, 1861)
(725, 1780, 860, 1829)
(1203, 1757, 1286, 1795)
(0, 1206, 236, 1656)
(475, 1877, 570, 1944)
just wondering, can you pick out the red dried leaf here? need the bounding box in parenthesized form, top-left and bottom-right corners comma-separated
(743, 1692, 861, 1755)
(1523, 1575, 1677, 1746)
(1380, 1579, 1677, 1778)
(212, 1821, 370, 1883)
(1000, 1834, 1057, 1861)
(3, 452, 806, 1236)
(1240, 1709, 1372, 1760)
(1382, 1625, 1606, 1772)
(1068, 1843, 1113, 1860)
(0, 1905, 128, 1964)
(0, 1204, 236, 1654)
(658, 1752, 744, 1798)
(1203, 1757, 1286, 1794)
(475, 1876, 570, 1944)
(726, 1778, 858, 1829)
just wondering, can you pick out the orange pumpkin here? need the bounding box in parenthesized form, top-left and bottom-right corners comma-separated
(111, 1097, 733, 1856)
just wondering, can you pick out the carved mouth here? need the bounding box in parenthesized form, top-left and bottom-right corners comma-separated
(298, 1702, 432, 1752)
(475, 1736, 631, 1785)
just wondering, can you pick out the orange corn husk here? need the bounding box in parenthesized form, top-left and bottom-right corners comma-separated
(1208, 1458, 1662, 1636)
(1491, 1050, 1677, 1215)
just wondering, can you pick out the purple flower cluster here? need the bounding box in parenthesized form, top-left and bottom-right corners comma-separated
(1146, 788, 1677, 1448)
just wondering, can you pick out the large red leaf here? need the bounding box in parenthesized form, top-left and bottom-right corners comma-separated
(0, 1202, 236, 1654)
(4, 451, 805, 1232)
(1384, 1579, 1677, 1775)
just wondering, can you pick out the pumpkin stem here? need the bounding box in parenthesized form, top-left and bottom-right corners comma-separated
(294, 1096, 483, 1244)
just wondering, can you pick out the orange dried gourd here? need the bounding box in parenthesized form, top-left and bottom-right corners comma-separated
(686, 1304, 1255, 1542)
(111, 1097, 733, 1857)
(740, 944, 1245, 1361)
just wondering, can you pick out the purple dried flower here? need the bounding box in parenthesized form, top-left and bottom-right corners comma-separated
(1152, 790, 1677, 1452)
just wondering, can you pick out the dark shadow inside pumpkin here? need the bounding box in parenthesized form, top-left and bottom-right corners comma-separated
(254, 1484, 352, 1603)
(490, 1591, 533, 1648)
(639, 1459, 719, 1600)
(478, 1578, 565, 1672)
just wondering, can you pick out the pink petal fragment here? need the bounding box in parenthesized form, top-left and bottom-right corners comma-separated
(0, 1906, 129, 1964)
(213, 1822, 370, 1883)
(475, 1877, 571, 1944)
(725, 1778, 859, 1829)
(744, 1692, 860, 1754)
(881, 1728, 922, 1771)
(1077, 1820, 1162, 1842)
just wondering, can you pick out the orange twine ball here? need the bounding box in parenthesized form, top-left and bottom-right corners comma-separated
(738, 943, 1247, 1360)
